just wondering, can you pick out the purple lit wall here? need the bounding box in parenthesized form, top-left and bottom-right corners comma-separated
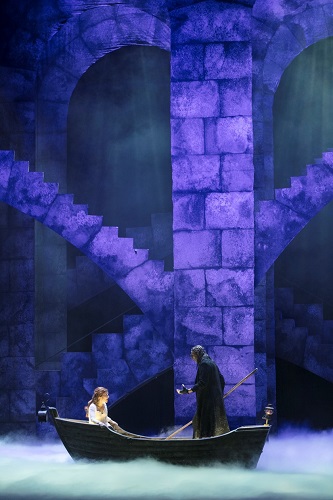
(170, 2, 255, 425)
(0, 0, 333, 434)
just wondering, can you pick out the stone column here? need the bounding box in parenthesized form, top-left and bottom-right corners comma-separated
(170, 2, 256, 427)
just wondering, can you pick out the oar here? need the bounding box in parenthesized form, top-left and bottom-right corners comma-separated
(165, 367, 258, 440)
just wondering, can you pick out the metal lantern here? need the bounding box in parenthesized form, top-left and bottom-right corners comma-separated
(262, 403, 274, 426)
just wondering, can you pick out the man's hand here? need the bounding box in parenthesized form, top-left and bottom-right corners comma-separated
(177, 384, 191, 394)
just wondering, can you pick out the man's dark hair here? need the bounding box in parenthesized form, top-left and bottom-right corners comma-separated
(191, 345, 206, 361)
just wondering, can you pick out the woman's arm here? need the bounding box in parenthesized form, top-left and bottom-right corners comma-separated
(89, 404, 101, 425)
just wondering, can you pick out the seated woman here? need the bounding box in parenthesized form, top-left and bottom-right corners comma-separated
(85, 386, 119, 429)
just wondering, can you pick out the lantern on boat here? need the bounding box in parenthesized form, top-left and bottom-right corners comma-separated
(262, 404, 274, 425)
(37, 393, 59, 423)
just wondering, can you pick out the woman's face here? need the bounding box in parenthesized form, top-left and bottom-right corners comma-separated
(98, 392, 109, 405)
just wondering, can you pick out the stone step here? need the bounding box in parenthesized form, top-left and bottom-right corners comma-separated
(293, 303, 323, 336)
(256, 150, 333, 284)
(304, 337, 333, 384)
(67, 255, 115, 309)
(275, 287, 294, 317)
(275, 162, 333, 217)
(275, 323, 308, 366)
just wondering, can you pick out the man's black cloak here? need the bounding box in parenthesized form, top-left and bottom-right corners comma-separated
(191, 354, 230, 438)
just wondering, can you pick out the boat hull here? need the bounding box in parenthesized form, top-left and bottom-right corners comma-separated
(53, 417, 270, 468)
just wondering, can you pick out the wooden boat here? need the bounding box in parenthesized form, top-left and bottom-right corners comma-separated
(44, 407, 270, 468)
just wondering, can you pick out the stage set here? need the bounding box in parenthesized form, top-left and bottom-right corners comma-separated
(0, 0, 333, 441)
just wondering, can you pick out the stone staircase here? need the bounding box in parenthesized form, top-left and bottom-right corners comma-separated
(65, 212, 173, 351)
(0, 150, 174, 342)
(255, 151, 333, 285)
(0, 149, 175, 423)
(67, 255, 115, 310)
(275, 287, 333, 383)
(53, 313, 174, 420)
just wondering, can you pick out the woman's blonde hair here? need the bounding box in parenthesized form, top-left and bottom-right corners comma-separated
(84, 386, 108, 418)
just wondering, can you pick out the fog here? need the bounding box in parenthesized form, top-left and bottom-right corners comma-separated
(1, 428, 332, 500)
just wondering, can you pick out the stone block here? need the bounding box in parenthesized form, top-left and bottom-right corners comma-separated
(0, 357, 35, 390)
(92, 333, 124, 368)
(96, 367, 136, 405)
(221, 154, 254, 192)
(220, 77, 252, 117)
(174, 394, 196, 424)
(224, 383, 255, 417)
(206, 268, 254, 306)
(87, 226, 148, 280)
(43, 195, 103, 249)
(174, 270, 206, 308)
(10, 389, 36, 422)
(206, 117, 253, 154)
(176, 307, 223, 345)
(9, 322, 34, 357)
(97, 360, 133, 388)
(9, 259, 34, 292)
(222, 167, 254, 192)
(60, 352, 94, 397)
(171, 44, 204, 80)
(171, 118, 204, 155)
(222, 153, 253, 171)
(206, 192, 254, 229)
(253, 0, 310, 24)
(125, 343, 170, 384)
(171, 2, 251, 44)
(173, 193, 205, 230)
(0, 67, 35, 102)
(209, 345, 254, 385)
(123, 315, 153, 349)
(35, 369, 61, 402)
(223, 306, 254, 345)
(173, 354, 197, 386)
(222, 229, 254, 268)
(173, 155, 220, 192)
(205, 42, 251, 80)
(174, 230, 221, 269)
(0, 291, 34, 323)
(7, 171, 59, 221)
(38, 64, 79, 103)
(171, 81, 219, 118)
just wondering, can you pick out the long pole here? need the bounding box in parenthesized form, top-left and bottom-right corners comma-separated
(165, 367, 258, 440)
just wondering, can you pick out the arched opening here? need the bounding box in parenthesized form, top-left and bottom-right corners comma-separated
(274, 36, 333, 320)
(67, 45, 172, 234)
(65, 45, 172, 352)
(273, 37, 333, 429)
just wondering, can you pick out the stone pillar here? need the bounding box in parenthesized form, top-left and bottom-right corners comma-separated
(170, 1, 256, 427)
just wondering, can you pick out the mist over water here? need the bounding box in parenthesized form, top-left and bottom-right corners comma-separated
(1, 428, 332, 500)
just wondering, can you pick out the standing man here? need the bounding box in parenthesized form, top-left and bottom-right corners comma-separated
(177, 345, 230, 438)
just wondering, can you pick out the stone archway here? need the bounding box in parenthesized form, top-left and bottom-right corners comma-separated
(253, 2, 333, 202)
(34, 4, 170, 368)
(252, 0, 333, 422)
